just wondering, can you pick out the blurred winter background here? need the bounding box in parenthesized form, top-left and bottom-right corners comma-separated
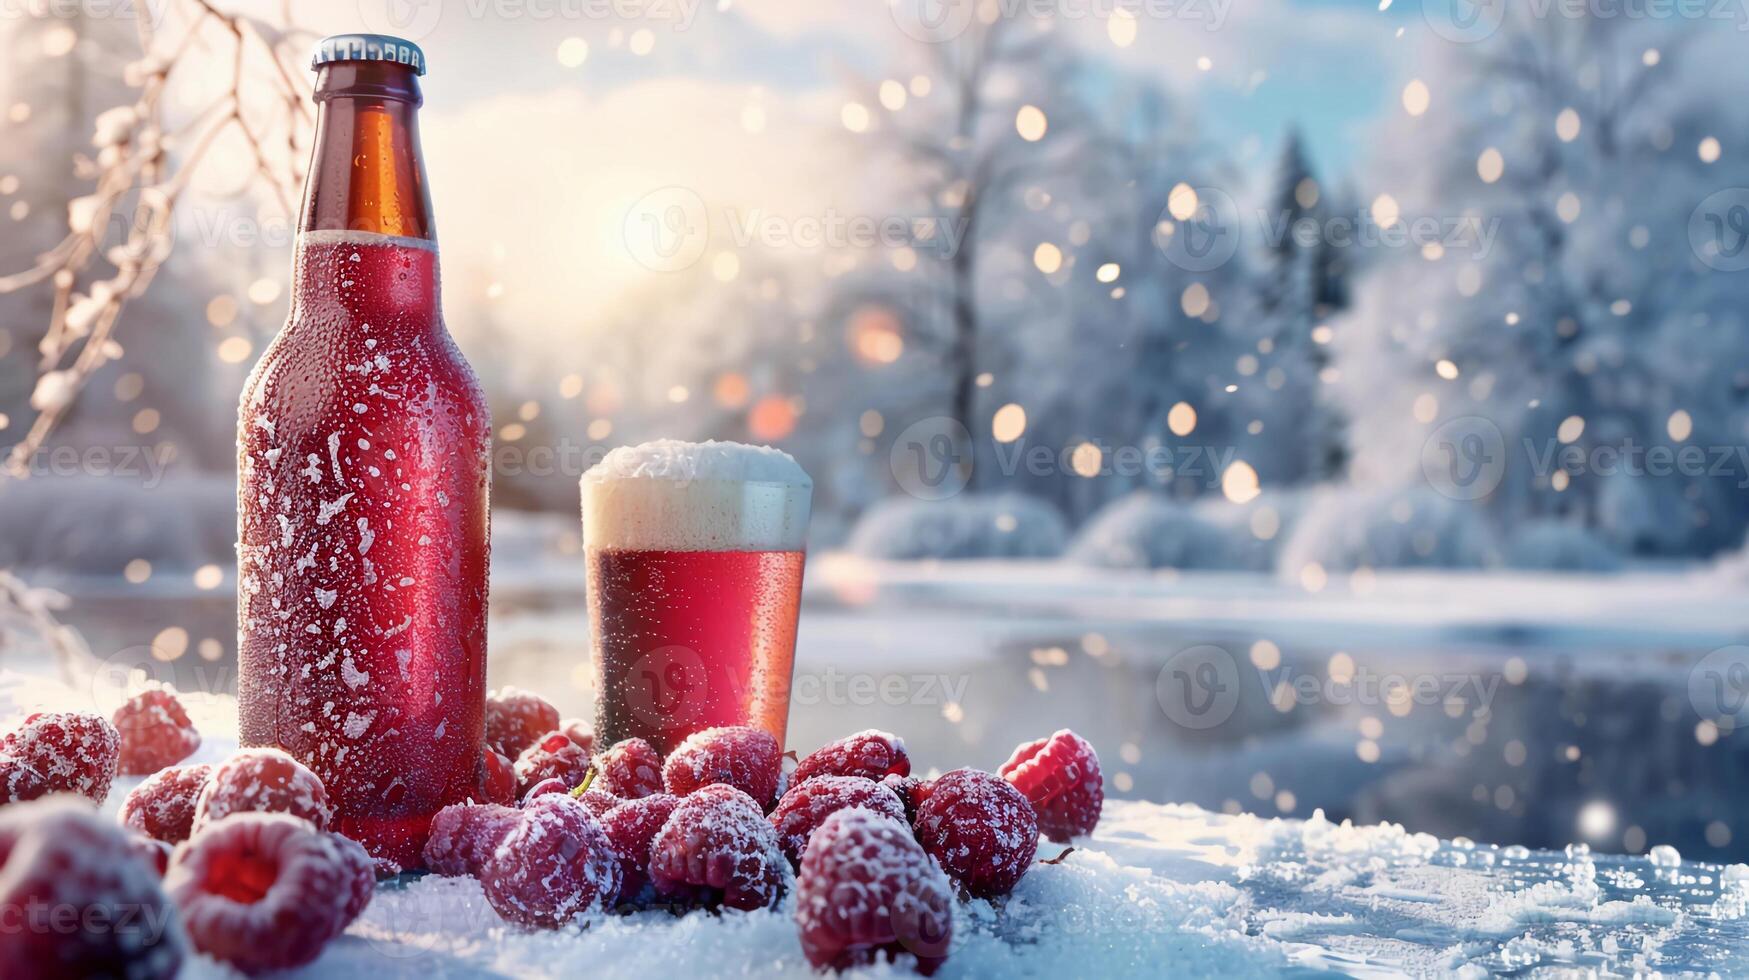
(3, 0, 1749, 863)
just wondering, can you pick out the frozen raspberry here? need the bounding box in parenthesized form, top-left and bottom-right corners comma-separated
(792, 729, 911, 787)
(770, 775, 907, 868)
(594, 737, 664, 799)
(649, 783, 788, 911)
(127, 833, 175, 876)
(2, 711, 120, 803)
(121, 763, 213, 844)
(0, 753, 50, 804)
(881, 773, 928, 823)
(560, 717, 595, 753)
(485, 687, 560, 759)
(998, 729, 1104, 843)
(795, 807, 953, 975)
(0, 796, 187, 979)
(480, 749, 517, 806)
(662, 726, 783, 810)
(575, 787, 622, 817)
(521, 776, 571, 803)
(330, 831, 377, 920)
(514, 731, 592, 798)
(480, 794, 621, 929)
(112, 687, 201, 775)
(193, 748, 332, 834)
(598, 792, 679, 905)
(166, 812, 363, 975)
(912, 768, 1038, 898)
(423, 802, 521, 877)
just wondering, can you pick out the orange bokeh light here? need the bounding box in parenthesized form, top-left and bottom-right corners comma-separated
(748, 394, 797, 441)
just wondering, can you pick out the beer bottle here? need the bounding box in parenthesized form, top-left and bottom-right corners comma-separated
(237, 34, 490, 870)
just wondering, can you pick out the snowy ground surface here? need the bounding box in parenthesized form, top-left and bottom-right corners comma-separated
(1, 671, 1747, 978)
(219, 801, 1749, 979)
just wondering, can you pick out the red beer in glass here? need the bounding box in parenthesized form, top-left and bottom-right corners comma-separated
(237, 36, 490, 869)
(583, 441, 811, 755)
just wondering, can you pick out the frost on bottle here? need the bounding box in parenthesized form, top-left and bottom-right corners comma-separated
(237, 36, 489, 870)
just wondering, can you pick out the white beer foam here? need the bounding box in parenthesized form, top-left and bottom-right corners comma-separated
(581, 440, 811, 552)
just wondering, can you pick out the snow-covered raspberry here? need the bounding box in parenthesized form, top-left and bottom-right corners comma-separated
(912, 768, 1038, 898)
(480, 794, 621, 929)
(521, 776, 571, 803)
(514, 731, 592, 799)
(485, 687, 560, 760)
(1, 711, 120, 804)
(423, 802, 521, 877)
(192, 748, 332, 834)
(649, 783, 788, 911)
(594, 737, 664, 799)
(796, 807, 954, 975)
(792, 729, 911, 787)
(769, 775, 907, 868)
(121, 763, 214, 844)
(560, 717, 595, 753)
(0, 754, 50, 805)
(0, 796, 187, 979)
(999, 729, 1103, 843)
(598, 792, 679, 906)
(480, 749, 517, 806)
(662, 726, 783, 810)
(112, 687, 201, 775)
(165, 812, 364, 975)
(575, 787, 622, 817)
(127, 832, 175, 877)
(882, 773, 928, 823)
(330, 830, 377, 919)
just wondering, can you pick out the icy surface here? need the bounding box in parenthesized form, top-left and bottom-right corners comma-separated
(1, 670, 1747, 977)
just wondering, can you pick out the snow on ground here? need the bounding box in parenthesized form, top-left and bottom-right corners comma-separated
(2, 671, 1747, 978)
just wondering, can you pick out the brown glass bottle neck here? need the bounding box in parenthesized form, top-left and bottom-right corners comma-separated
(298, 63, 436, 241)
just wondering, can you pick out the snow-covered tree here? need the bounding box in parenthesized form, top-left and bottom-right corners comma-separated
(1332, 12, 1749, 557)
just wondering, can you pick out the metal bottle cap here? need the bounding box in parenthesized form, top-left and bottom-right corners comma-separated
(311, 34, 427, 76)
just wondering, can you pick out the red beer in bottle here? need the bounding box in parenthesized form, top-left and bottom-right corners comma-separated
(237, 35, 490, 869)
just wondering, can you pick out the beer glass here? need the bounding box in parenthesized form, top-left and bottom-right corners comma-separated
(582, 441, 811, 754)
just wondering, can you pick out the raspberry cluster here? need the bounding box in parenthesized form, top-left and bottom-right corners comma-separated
(2, 684, 1102, 976)
(418, 713, 1103, 975)
(0, 691, 379, 977)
